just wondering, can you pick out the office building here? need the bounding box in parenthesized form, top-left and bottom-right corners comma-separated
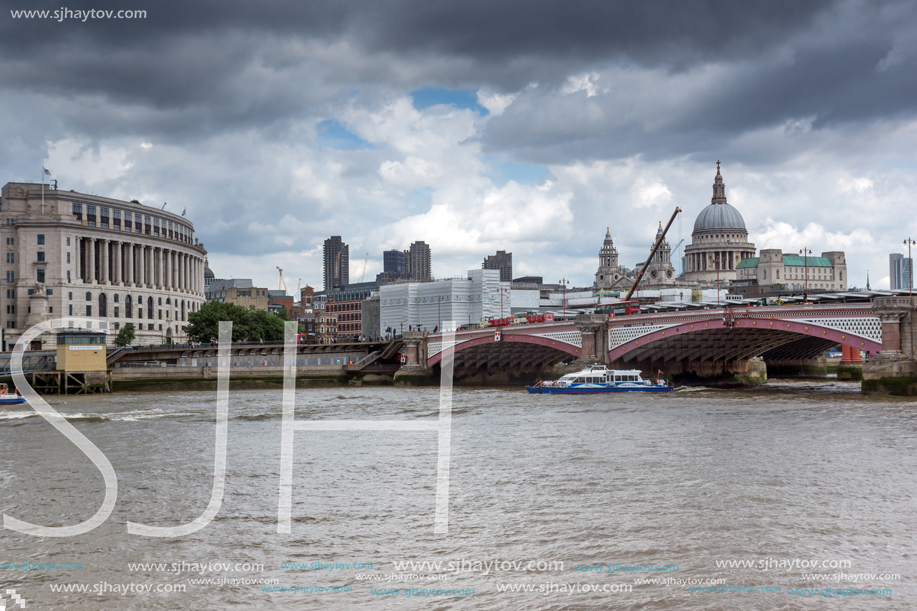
(0, 182, 206, 349)
(405, 240, 432, 281)
(483, 250, 513, 282)
(890, 253, 913, 290)
(380, 269, 507, 333)
(323, 236, 349, 291)
(734, 249, 848, 295)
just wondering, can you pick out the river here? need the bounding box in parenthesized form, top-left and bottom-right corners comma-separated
(1, 381, 914, 609)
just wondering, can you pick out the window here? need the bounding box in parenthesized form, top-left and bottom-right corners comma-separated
(66, 252, 70, 264)
(47, 289, 52, 296)
(36, 269, 45, 283)
(148, 296, 153, 318)
(67, 270, 71, 281)
(138, 308, 143, 318)
(5, 271, 13, 282)
(87, 205, 96, 216)
(158, 309, 162, 319)
(101, 207, 109, 218)
(86, 305, 92, 316)
(69, 292, 73, 300)
(86, 292, 92, 301)
(114, 306, 119, 317)
(158, 297, 162, 306)
(148, 323, 154, 331)
(113, 210, 121, 220)
(5, 253, 12, 263)
(37, 252, 45, 262)
(87, 221, 96, 227)
(114, 294, 119, 302)
(135, 213, 142, 233)
(125, 295, 132, 317)
(72, 203, 82, 214)
(69, 304, 73, 316)
(36, 234, 45, 245)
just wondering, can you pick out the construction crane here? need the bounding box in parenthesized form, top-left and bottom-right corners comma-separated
(277, 266, 289, 294)
(624, 207, 682, 302)
(671, 238, 686, 274)
(359, 252, 368, 283)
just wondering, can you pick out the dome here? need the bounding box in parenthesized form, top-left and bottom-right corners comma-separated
(693, 202, 746, 232)
(204, 256, 214, 279)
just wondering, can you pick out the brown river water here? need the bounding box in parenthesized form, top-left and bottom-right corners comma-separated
(1, 380, 915, 609)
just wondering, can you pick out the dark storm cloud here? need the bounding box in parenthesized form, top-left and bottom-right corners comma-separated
(0, 0, 838, 137)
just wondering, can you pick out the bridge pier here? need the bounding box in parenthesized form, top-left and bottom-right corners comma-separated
(863, 296, 917, 395)
(393, 331, 435, 385)
(574, 314, 608, 365)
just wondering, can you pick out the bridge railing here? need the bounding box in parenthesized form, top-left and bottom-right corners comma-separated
(606, 304, 876, 327)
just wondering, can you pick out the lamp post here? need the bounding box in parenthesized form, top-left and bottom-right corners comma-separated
(905, 238, 915, 297)
(800, 248, 811, 303)
(558, 278, 569, 320)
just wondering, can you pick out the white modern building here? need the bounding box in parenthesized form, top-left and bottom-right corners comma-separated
(380, 269, 508, 333)
(0, 182, 207, 349)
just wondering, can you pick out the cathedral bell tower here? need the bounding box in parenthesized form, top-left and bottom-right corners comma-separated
(595, 227, 629, 290)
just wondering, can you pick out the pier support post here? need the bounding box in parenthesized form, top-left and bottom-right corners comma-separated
(863, 296, 917, 395)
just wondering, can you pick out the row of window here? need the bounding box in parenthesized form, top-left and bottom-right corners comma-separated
(327, 302, 361, 312)
(71, 204, 192, 242)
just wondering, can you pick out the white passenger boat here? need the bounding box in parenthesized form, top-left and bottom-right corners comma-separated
(527, 365, 672, 394)
(0, 383, 26, 405)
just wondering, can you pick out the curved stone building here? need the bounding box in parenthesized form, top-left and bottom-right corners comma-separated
(684, 163, 756, 284)
(0, 182, 207, 349)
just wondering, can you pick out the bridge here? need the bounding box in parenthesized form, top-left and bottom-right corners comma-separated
(413, 303, 889, 384)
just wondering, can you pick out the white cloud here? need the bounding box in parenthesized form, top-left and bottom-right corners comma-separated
(561, 72, 601, 97)
(44, 138, 132, 184)
(752, 219, 877, 253)
(476, 89, 517, 116)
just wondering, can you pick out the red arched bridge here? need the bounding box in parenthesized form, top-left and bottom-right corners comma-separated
(422, 304, 882, 374)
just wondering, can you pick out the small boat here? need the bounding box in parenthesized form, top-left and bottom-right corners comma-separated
(527, 365, 673, 394)
(0, 383, 26, 405)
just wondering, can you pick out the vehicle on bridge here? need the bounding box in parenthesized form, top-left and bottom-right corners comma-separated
(526, 312, 555, 324)
(527, 365, 672, 394)
(0, 383, 25, 405)
(481, 316, 514, 328)
(595, 300, 641, 317)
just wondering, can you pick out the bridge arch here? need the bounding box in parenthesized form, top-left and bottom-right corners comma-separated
(607, 315, 882, 364)
(427, 328, 581, 370)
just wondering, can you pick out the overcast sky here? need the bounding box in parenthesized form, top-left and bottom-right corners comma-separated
(3, 0, 915, 290)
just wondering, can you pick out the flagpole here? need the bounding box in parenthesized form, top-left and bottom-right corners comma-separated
(41, 166, 44, 214)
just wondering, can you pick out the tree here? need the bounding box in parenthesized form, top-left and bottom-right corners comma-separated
(114, 323, 135, 347)
(184, 301, 288, 343)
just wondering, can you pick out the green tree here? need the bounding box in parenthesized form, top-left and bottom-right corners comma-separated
(114, 323, 136, 347)
(184, 302, 288, 343)
(248, 307, 286, 341)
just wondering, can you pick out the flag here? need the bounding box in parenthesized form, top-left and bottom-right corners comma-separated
(42, 167, 51, 176)
(181, 207, 186, 217)
(658, 370, 665, 376)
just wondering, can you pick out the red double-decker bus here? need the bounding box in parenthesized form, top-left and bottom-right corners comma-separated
(595, 300, 641, 317)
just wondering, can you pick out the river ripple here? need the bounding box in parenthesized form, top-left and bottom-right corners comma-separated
(1, 381, 915, 609)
